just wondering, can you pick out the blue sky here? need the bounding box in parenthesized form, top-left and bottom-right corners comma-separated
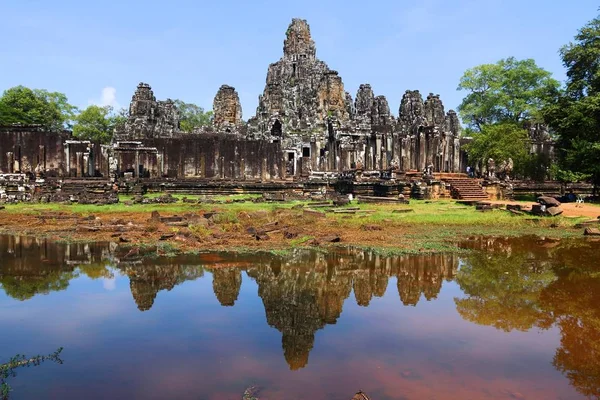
(0, 0, 597, 119)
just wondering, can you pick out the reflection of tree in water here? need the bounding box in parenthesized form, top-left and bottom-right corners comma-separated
(0, 236, 111, 300)
(455, 251, 554, 331)
(455, 237, 600, 397)
(541, 266, 600, 398)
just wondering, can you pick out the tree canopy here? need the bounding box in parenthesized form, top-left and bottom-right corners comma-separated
(542, 14, 600, 188)
(457, 57, 560, 131)
(0, 86, 77, 130)
(174, 100, 213, 132)
(464, 123, 531, 176)
(72, 105, 126, 143)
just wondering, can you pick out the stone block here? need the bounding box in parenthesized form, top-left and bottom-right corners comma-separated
(303, 209, 326, 218)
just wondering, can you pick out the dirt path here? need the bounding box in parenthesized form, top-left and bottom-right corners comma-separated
(488, 200, 600, 219)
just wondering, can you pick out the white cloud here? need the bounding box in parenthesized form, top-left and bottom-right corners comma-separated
(88, 86, 120, 109)
(103, 277, 116, 291)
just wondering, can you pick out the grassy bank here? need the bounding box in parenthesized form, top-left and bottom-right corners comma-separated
(0, 198, 594, 255)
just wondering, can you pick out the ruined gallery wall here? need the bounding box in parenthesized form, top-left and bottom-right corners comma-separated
(0, 126, 108, 177)
(133, 135, 283, 180)
(0, 126, 69, 176)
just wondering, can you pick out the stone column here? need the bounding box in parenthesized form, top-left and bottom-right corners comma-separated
(220, 157, 225, 179)
(83, 154, 89, 177)
(65, 144, 70, 176)
(75, 152, 82, 177)
(7, 152, 14, 173)
(157, 154, 163, 177)
(134, 150, 140, 178)
(262, 158, 268, 181)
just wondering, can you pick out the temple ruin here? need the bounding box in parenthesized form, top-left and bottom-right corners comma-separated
(0, 18, 567, 201)
(108, 18, 465, 180)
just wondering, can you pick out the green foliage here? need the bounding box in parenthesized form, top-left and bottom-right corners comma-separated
(457, 57, 560, 131)
(173, 100, 213, 132)
(464, 123, 530, 175)
(549, 164, 592, 183)
(72, 105, 123, 143)
(0, 86, 77, 130)
(542, 14, 600, 188)
(1, 348, 63, 399)
(455, 251, 555, 332)
(0, 271, 75, 301)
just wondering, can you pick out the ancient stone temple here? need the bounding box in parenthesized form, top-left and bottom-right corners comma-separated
(0, 18, 479, 191)
(106, 18, 465, 181)
(115, 83, 179, 140)
(213, 85, 243, 131)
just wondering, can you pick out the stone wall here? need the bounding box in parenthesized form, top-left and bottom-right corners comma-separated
(112, 134, 282, 180)
(0, 125, 108, 178)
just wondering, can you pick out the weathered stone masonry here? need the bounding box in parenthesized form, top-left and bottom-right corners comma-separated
(0, 18, 557, 196)
(108, 18, 465, 181)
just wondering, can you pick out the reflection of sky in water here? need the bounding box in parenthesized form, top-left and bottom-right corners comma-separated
(1, 237, 598, 399)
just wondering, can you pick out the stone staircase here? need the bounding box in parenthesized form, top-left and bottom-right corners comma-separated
(443, 177, 489, 200)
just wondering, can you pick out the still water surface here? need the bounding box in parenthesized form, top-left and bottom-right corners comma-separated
(1, 235, 599, 399)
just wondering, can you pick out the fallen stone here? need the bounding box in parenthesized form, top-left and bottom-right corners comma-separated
(249, 210, 269, 219)
(584, 228, 600, 236)
(160, 216, 183, 223)
(77, 226, 100, 232)
(261, 221, 279, 232)
(507, 204, 522, 211)
(119, 237, 131, 243)
(361, 224, 382, 231)
(321, 235, 341, 243)
(255, 232, 270, 241)
(159, 233, 175, 240)
(538, 196, 561, 207)
(531, 204, 545, 216)
(333, 197, 350, 207)
(150, 211, 161, 222)
(166, 221, 189, 227)
(283, 229, 299, 239)
(203, 212, 219, 219)
(546, 206, 563, 216)
(508, 209, 524, 215)
(304, 209, 326, 218)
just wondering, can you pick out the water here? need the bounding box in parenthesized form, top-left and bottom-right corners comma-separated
(1, 235, 599, 399)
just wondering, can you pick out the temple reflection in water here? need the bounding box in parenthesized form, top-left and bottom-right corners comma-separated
(1, 235, 599, 397)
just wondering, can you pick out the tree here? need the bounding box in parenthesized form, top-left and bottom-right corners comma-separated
(542, 14, 600, 191)
(0, 86, 77, 130)
(457, 57, 560, 131)
(72, 105, 122, 143)
(173, 100, 213, 132)
(454, 248, 555, 332)
(463, 123, 531, 177)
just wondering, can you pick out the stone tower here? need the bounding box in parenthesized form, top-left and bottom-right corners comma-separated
(250, 18, 350, 138)
(116, 82, 180, 139)
(213, 85, 242, 129)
